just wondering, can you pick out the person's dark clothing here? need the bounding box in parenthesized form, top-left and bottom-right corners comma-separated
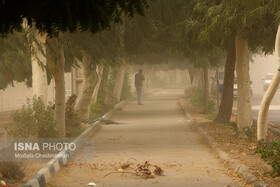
(135, 72, 145, 87)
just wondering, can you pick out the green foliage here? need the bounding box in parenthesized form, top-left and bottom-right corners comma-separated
(125, 0, 191, 66)
(90, 100, 109, 119)
(106, 67, 132, 103)
(195, 0, 277, 53)
(242, 126, 256, 139)
(64, 94, 84, 138)
(97, 66, 117, 108)
(0, 0, 149, 37)
(65, 123, 83, 138)
(183, 1, 226, 68)
(0, 31, 32, 90)
(189, 89, 215, 114)
(225, 121, 256, 138)
(189, 90, 203, 107)
(207, 111, 217, 121)
(225, 121, 256, 139)
(255, 139, 280, 175)
(89, 67, 116, 119)
(184, 88, 192, 95)
(63, 27, 122, 69)
(7, 96, 58, 138)
(90, 67, 132, 119)
(120, 72, 133, 101)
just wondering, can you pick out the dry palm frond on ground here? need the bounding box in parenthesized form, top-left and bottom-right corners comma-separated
(104, 159, 164, 179)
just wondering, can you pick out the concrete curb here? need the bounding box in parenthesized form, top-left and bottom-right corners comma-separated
(269, 127, 280, 136)
(179, 99, 268, 187)
(23, 88, 161, 187)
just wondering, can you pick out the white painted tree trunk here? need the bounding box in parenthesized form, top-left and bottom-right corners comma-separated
(104, 66, 112, 104)
(257, 25, 280, 141)
(113, 63, 126, 102)
(183, 70, 191, 88)
(92, 65, 104, 103)
(87, 65, 104, 117)
(31, 30, 48, 103)
(46, 35, 66, 137)
(192, 69, 203, 91)
(74, 52, 99, 120)
(203, 68, 209, 105)
(235, 36, 252, 130)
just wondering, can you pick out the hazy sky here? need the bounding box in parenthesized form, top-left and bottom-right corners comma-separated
(250, 54, 277, 93)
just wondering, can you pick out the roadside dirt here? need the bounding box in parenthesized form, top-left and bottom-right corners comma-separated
(0, 109, 47, 187)
(182, 98, 280, 186)
(0, 162, 46, 187)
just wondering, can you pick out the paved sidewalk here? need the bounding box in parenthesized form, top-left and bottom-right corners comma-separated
(47, 89, 240, 187)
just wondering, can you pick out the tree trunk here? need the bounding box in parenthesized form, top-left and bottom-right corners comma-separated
(235, 36, 252, 130)
(215, 44, 236, 123)
(113, 63, 126, 102)
(74, 52, 98, 120)
(181, 70, 188, 88)
(92, 65, 104, 103)
(46, 34, 66, 138)
(203, 68, 209, 105)
(192, 68, 203, 91)
(187, 65, 196, 84)
(100, 65, 110, 104)
(216, 68, 220, 107)
(88, 64, 103, 117)
(31, 30, 48, 103)
(257, 25, 280, 141)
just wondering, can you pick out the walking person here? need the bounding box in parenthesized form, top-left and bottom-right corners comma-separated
(135, 69, 145, 105)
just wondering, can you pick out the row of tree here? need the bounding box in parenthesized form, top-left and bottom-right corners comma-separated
(0, 0, 188, 138)
(123, 0, 280, 142)
(1, 0, 280, 141)
(176, 0, 280, 141)
(0, 0, 151, 137)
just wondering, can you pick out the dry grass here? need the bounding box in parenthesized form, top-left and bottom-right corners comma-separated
(0, 161, 25, 179)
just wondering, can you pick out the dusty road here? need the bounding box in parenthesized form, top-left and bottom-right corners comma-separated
(47, 89, 240, 187)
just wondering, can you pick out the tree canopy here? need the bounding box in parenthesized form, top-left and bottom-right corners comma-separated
(0, 0, 148, 37)
(0, 32, 31, 89)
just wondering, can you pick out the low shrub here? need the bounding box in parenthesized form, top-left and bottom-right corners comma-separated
(225, 121, 256, 139)
(7, 96, 57, 138)
(255, 139, 280, 175)
(0, 161, 25, 179)
(90, 100, 106, 119)
(89, 68, 132, 119)
(189, 90, 216, 114)
(65, 122, 83, 138)
(242, 126, 256, 139)
(64, 94, 84, 138)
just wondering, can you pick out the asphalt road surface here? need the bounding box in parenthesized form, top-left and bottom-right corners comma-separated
(233, 90, 280, 123)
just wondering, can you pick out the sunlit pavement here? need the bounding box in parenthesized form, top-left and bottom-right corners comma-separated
(47, 89, 240, 187)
